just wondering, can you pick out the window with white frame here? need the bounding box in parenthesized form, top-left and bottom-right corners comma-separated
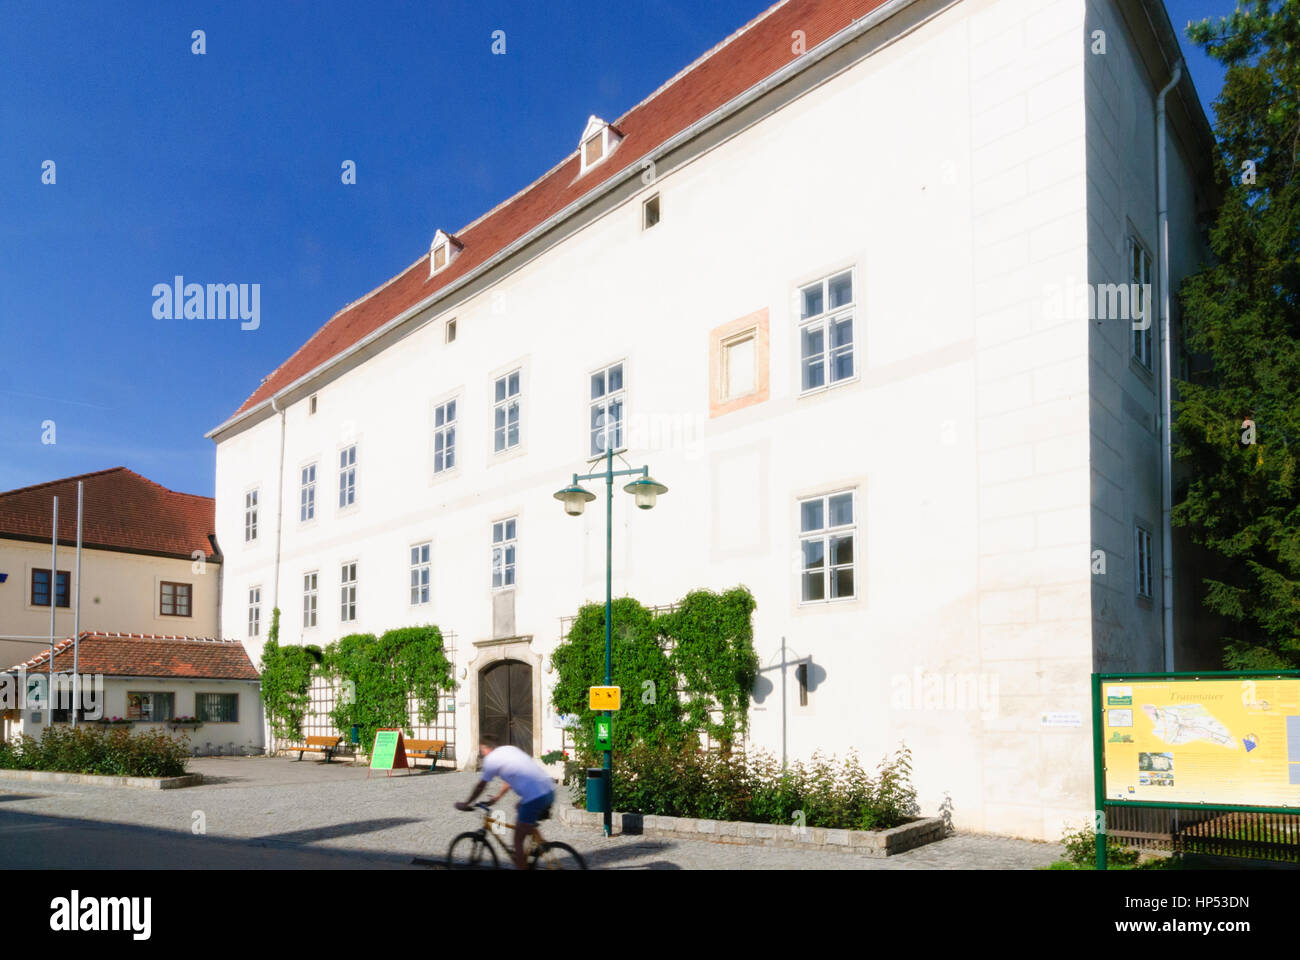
(410, 542, 431, 605)
(248, 586, 261, 636)
(300, 464, 316, 521)
(244, 489, 258, 542)
(303, 572, 318, 628)
(798, 270, 856, 393)
(799, 490, 856, 602)
(1135, 525, 1153, 599)
(1130, 236, 1153, 370)
(492, 518, 517, 589)
(429, 230, 460, 277)
(578, 116, 621, 174)
(589, 362, 625, 456)
(340, 562, 357, 621)
(434, 400, 457, 473)
(493, 371, 521, 453)
(339, 444, 357, 507)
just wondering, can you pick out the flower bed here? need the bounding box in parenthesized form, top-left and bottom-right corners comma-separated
(0, 725, 189, 778)
(570, 742, 920, 832)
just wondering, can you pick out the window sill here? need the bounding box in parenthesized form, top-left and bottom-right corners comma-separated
(489, 445, 527, 466)
(797, 374, 861, 401)
(796, 595, 859, 609)
(1129, 355, 1155, 387)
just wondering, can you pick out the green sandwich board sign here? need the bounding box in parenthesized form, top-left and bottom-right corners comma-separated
(368, 728, 409, 778)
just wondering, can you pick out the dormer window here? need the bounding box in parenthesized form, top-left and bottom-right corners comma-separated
(579, 115, 622, 175)
(429, 229, 462, 278)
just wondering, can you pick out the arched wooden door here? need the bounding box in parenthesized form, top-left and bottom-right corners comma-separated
(478, 659, 533, 755)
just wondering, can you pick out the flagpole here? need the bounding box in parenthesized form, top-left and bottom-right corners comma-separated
(48, 496, 57, 725)
(72, 482, 83, 727)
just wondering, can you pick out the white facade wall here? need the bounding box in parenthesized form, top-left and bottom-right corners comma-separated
(8, 677, 262, 755)
(212, 0, 1200, 839)
(1084, 0, 1211, 672)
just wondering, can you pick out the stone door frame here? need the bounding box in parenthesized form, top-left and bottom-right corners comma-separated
(466, 635, 543, 762)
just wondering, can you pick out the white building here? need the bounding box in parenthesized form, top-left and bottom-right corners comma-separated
(207, 0, 1217, 839)
(3, 633, 262, 755)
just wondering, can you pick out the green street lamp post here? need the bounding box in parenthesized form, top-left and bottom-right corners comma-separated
(554, 444, 667, 837)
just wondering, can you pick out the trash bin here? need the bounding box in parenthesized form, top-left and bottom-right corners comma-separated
(585, 767, 608, 813)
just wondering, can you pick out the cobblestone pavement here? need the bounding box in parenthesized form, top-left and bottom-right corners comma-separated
(0, 757, 1062, 870)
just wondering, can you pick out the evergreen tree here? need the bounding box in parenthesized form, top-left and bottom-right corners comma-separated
(1174, 1, 1300, 667)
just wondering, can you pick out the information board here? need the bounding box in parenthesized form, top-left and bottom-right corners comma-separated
(368, 728, 409, 777)
(1100, 676, 1300, 808)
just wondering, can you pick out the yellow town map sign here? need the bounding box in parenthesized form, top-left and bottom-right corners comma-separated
(1100, 676, 1300, 808)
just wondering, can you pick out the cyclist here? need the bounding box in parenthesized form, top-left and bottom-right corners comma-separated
(455, 733, 555, 869)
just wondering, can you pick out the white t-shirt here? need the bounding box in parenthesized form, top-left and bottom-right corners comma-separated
(480, 745, 553, 803)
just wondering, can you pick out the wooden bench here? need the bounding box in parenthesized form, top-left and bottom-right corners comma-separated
(285, 735, 343, 762)
(402, 738, 447, 773)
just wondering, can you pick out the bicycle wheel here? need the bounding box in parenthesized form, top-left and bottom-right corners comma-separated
(447, 831, 499, 870)
(530, 840, 587, 870)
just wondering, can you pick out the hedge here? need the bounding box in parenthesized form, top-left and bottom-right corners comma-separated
(0, 726, 190, 778)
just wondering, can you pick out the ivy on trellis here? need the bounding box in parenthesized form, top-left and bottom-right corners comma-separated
(549, 586, 758, 756)
(321, 626, 455, 755)
(258, 609, 317, 743)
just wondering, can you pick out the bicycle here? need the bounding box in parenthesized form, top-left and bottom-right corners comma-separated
(447, 801, 587, 870)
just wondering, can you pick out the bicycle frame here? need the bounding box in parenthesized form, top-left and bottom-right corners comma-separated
(474, 802, 543, 861)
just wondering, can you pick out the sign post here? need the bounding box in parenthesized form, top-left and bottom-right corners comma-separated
(1092, 669, 1300, 869)
(368, 728, 409, 778)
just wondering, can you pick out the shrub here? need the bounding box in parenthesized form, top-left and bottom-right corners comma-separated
(1060, 821, 1141, 867)
(0, 726, 189, 778)
(572, 740, 918, 831)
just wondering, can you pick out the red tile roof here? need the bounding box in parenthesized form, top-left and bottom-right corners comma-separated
(6, 633, 259, 680)
(0, 468, 218, 561)
(225, 0, 888, 425)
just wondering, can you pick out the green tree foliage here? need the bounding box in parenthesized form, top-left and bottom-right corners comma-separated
(1174, 1, 1300, 667)
(258, 608, 317, 742)
(549, 597, 683, 755)
(659, 587, 759, 751)
(549, 587, 760, 754)
(322, 626, 454, 754)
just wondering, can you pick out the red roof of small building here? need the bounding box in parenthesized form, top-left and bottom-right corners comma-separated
(6, 633, 259, 680)
(0, 467, 218, 561)
(225, 0, 888, 424)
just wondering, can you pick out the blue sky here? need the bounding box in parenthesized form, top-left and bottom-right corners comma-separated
(0, 0, 1234, 497)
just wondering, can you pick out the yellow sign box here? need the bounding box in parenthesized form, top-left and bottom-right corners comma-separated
(589, 686, 621, 711)
(1100, 677, 1300, 808)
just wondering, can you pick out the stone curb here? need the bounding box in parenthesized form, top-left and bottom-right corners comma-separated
(554, 805, 945, 857)
(0, 769, 203, 790)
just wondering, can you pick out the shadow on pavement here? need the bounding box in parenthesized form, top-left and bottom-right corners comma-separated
(0, 809, 420, 869)
(257, 817, 422, 846)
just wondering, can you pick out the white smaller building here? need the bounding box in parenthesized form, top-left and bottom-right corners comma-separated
(2, 632, 264, 756)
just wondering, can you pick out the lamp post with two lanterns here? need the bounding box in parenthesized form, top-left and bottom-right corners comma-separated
(553, 444, 667, 837)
